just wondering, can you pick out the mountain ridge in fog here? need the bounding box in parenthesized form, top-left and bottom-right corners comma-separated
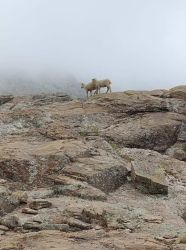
(0, 71, 83, 97)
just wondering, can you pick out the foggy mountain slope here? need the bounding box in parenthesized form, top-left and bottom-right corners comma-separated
(0, 72, 83, 97)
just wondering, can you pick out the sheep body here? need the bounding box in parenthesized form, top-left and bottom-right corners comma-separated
(81, 81, 98, 98)
(92, 79, 112, 94)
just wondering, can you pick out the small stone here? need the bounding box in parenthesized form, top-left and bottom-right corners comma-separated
(163, 234, 178, 239)
(144, 215, 163, 224)
(0, 179, 7, 184)
(94, 225, 102, 230)
(0, 230, 5, 235)
(124, 229, 132, 233)
(41, 223, 70, 232)
(179, 236, 186, 244)
(29, 200, 52, 210)
(0, 225, 9, 231)
(59, 217, 92, 230)
(23, 222, 42, 231)
(22, 208, 38, 215)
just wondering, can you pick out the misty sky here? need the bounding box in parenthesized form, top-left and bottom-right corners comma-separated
(1, 0, 186, 93)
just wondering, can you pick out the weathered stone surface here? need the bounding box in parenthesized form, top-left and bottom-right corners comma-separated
(102, 113, 183, 152)
(124, 89, 169, 98)
(59, 217, 92, 230)
(23, 221, 70, 232)
(0, 186, 11, 196)
(143, 215, 164, 224)
(0, 95, 14, 106)
(41, 223, 70, 231)
(0, 179, 7, 184)
(182, 207, 186, 222)
(174, 244, 186, 250)
(62, 149, 130, 193)
(178, 124, 186, 142)
(0, 215, 20, 229)
(29, 200, 52, 210)
(178, 235, 186, 244)
(131, 161, 168, 194)
(0, 230, 169, 250)
(22, 208, 38, 215)
(0, 87, 185, 249)
(0, 225, 9, 231)
(168, 85, 186, 99)
(27, 188, 53, 200)
(166, 143, 186, 161)
(121, 147, 186, 184)
(0, 239, 22, 250)
(11, 191, 28, 204)
(121, 148, 170, 194)
(52, 175, 107, 201)
(39, 122, 78, 140)
(0, 230, 5, 235)
(32, 92, 73, 104)
(93, 92, 169, 114)
(22, 221, 42, 231)
(0, 187, 19, 215)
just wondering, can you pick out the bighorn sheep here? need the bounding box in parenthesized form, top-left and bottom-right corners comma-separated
(81, 81, 98, 98)
(92, 78, 112, 94)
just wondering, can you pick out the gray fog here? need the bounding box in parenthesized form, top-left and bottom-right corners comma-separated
(0, 0, 186, 95)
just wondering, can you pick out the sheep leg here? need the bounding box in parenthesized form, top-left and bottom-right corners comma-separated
(94, 89, 98, 95)
(109, 86, 112, 93)
(106, 87, 109, 93)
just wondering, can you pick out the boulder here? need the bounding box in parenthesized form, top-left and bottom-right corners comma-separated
(0, 215, 20, 229)
(121, 147, 186, 184)
(103, 113, 182, 152)
(131, 161, 168, 194)
(121, 148, 170, 194)
(62, 148, 130, 193)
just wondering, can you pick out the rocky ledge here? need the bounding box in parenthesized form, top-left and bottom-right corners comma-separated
(0, 85, 186, 249)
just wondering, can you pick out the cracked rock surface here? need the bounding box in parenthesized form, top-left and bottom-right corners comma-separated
(0, 86, 186, 249)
